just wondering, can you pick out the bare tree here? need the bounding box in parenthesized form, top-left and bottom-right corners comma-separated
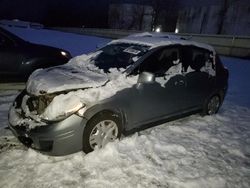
(108, 4, 121, 29)
(138, 5, 145, 30)
(151, 0, 161, 30)
(151, 0, 179, 32)
(217, 0, 229, 34)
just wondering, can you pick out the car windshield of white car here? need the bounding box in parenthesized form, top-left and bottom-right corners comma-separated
(94, 43, 149, 72)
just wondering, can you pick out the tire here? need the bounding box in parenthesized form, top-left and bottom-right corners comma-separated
(82, 112, 122, 153)
(203, 95, 221, 115)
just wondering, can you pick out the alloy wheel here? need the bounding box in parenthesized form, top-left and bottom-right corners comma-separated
(89, 120, 119, 149)
(207, 95, 220, 115)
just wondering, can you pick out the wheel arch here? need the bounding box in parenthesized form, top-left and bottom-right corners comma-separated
(84, 107, 127, 132)
(82, 108, 126, 153)
(202, 91, 222, 116)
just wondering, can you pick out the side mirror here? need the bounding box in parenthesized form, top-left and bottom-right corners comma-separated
(137, 72, 155, 84)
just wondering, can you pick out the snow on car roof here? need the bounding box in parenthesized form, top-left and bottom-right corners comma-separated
(110, 32, 215, 53)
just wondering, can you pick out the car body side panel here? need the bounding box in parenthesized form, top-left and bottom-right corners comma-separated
(82, 86, 136, 130)
(0, 45, 23, 74)
(83, 74, 189, 132)
(185, 72, 216, 107)
(127, 75, 187, 127)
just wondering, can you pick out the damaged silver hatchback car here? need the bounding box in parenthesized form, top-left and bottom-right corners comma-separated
(8, 33, 229, 155)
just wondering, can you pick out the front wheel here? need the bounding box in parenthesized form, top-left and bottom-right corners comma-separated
(203, 95, 221, 115)
(82, 112, 122, 153)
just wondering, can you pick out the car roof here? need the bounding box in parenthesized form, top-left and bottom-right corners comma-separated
(110, 32, 215, 53)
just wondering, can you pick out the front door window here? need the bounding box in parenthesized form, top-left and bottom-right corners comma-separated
(128, 46, 187, 127)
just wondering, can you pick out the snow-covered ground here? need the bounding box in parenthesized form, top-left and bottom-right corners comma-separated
(0, 27, 250, 188)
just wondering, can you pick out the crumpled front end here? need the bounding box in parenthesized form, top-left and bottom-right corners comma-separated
(8, 90, 86, 155)
(9, 90, 52, 129)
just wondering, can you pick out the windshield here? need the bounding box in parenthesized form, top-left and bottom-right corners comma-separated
(93, 43, 149, 72)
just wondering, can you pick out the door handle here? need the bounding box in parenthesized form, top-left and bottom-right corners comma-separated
(174, 80, 185, 86)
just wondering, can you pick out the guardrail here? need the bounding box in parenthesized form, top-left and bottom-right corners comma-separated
(0, 83, 25, 90)
(52, 27, 250, 58)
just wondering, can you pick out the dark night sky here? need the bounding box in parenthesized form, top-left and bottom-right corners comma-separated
(0, 0, 226, 28)
(0, 0, 110, 27)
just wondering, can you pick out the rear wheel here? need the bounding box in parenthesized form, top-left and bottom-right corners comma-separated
(82, 112, 122, 153)
(203, 95, 221, 115)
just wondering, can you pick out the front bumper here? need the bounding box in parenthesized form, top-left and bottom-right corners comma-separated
(8, 106, 87, 156)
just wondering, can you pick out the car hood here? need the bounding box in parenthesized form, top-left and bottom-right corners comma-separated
(26, 63, 109, 96)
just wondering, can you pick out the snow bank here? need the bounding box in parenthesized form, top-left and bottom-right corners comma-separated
(1, 103, 250, 188)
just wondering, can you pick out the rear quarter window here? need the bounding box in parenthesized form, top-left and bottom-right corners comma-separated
(182, 46, 215, 76)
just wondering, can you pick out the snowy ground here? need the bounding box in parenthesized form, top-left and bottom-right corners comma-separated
(0, 27, 250, 188)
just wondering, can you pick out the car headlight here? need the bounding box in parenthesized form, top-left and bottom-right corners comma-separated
(60, 51, 66, 56)
(60, 51, 69, 58)
(40, 101, 86, 122)
(77, 106, 87, 117)
(65, 103, 84, 116)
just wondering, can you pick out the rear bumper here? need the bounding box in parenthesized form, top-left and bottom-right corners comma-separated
(9, 106, 87, 156)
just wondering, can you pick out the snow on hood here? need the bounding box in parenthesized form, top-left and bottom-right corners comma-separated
(26, 53, 108, 96)
(23, 51, 139, 122)
(41, 71, 138, 121)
